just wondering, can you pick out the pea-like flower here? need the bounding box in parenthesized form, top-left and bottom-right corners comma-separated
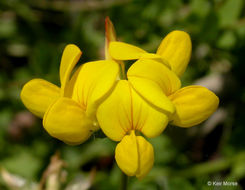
(96, 28, 219, 179)
(96, 19, 174, 179)
(109, 31, 219, 128)
(97, 80, 168, 179)
(20, 17, 220, 181)
(21, 45, 119, 144)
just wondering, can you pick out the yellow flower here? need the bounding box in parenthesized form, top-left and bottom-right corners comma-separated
(96, 28, 219, 179)
(109, 30, 219, 128)
(21, 44, 119, 144)
(97, 80, 168, 178)
(21, 44, 81, 118)
(96, 19, 169, 179)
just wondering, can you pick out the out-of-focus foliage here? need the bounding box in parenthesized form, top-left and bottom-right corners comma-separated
(0, 0, 245, 189)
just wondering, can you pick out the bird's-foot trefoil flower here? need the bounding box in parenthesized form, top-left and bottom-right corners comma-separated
(97, 19, 175, 179)
(97, 80, 169, 179)
(20, 16, 220, 182)
(96, 19, 183, 179)
(109, 30, 219, 128)
(21, 45, 119, 144)
(21, 44, 81, 118)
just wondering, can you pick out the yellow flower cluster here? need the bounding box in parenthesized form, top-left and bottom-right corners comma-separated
(20, 17, 219, 179)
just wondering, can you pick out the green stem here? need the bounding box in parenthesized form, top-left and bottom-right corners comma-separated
(120, 172, 128, 190)
(175, 158, 231, 177)
(167, 152, 245, 178)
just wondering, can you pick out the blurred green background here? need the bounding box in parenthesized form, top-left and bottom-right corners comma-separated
(0, 0, 245, 189)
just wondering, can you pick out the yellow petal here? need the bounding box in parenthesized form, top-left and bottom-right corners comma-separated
(140, 53, 171, 69)
(115, 131, 138, 176)
(128, 77, 175, 115)
(135, 135, 154, 179)
(105, 17, 117, 60)
(128, 59, 181, 95)
(96, 80, 132, 141)
(109, 41, 147, 60)
(131, 84, 169, 138)
(63, 65, 82, 98)
(96, 80, 168, 141)
(169, 85, 219, 127)
(20, 79, 60, 118)
(156, 30, 192, 76)
(127, 59, 179, 114)
(73, 60, 119, 118)
(115, 131, 154, 179)
(59, 44, 82, 94)
(43, 97, 95, 145)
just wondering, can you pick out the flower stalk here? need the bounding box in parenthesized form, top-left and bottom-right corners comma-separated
(120, 172, 128, 190)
